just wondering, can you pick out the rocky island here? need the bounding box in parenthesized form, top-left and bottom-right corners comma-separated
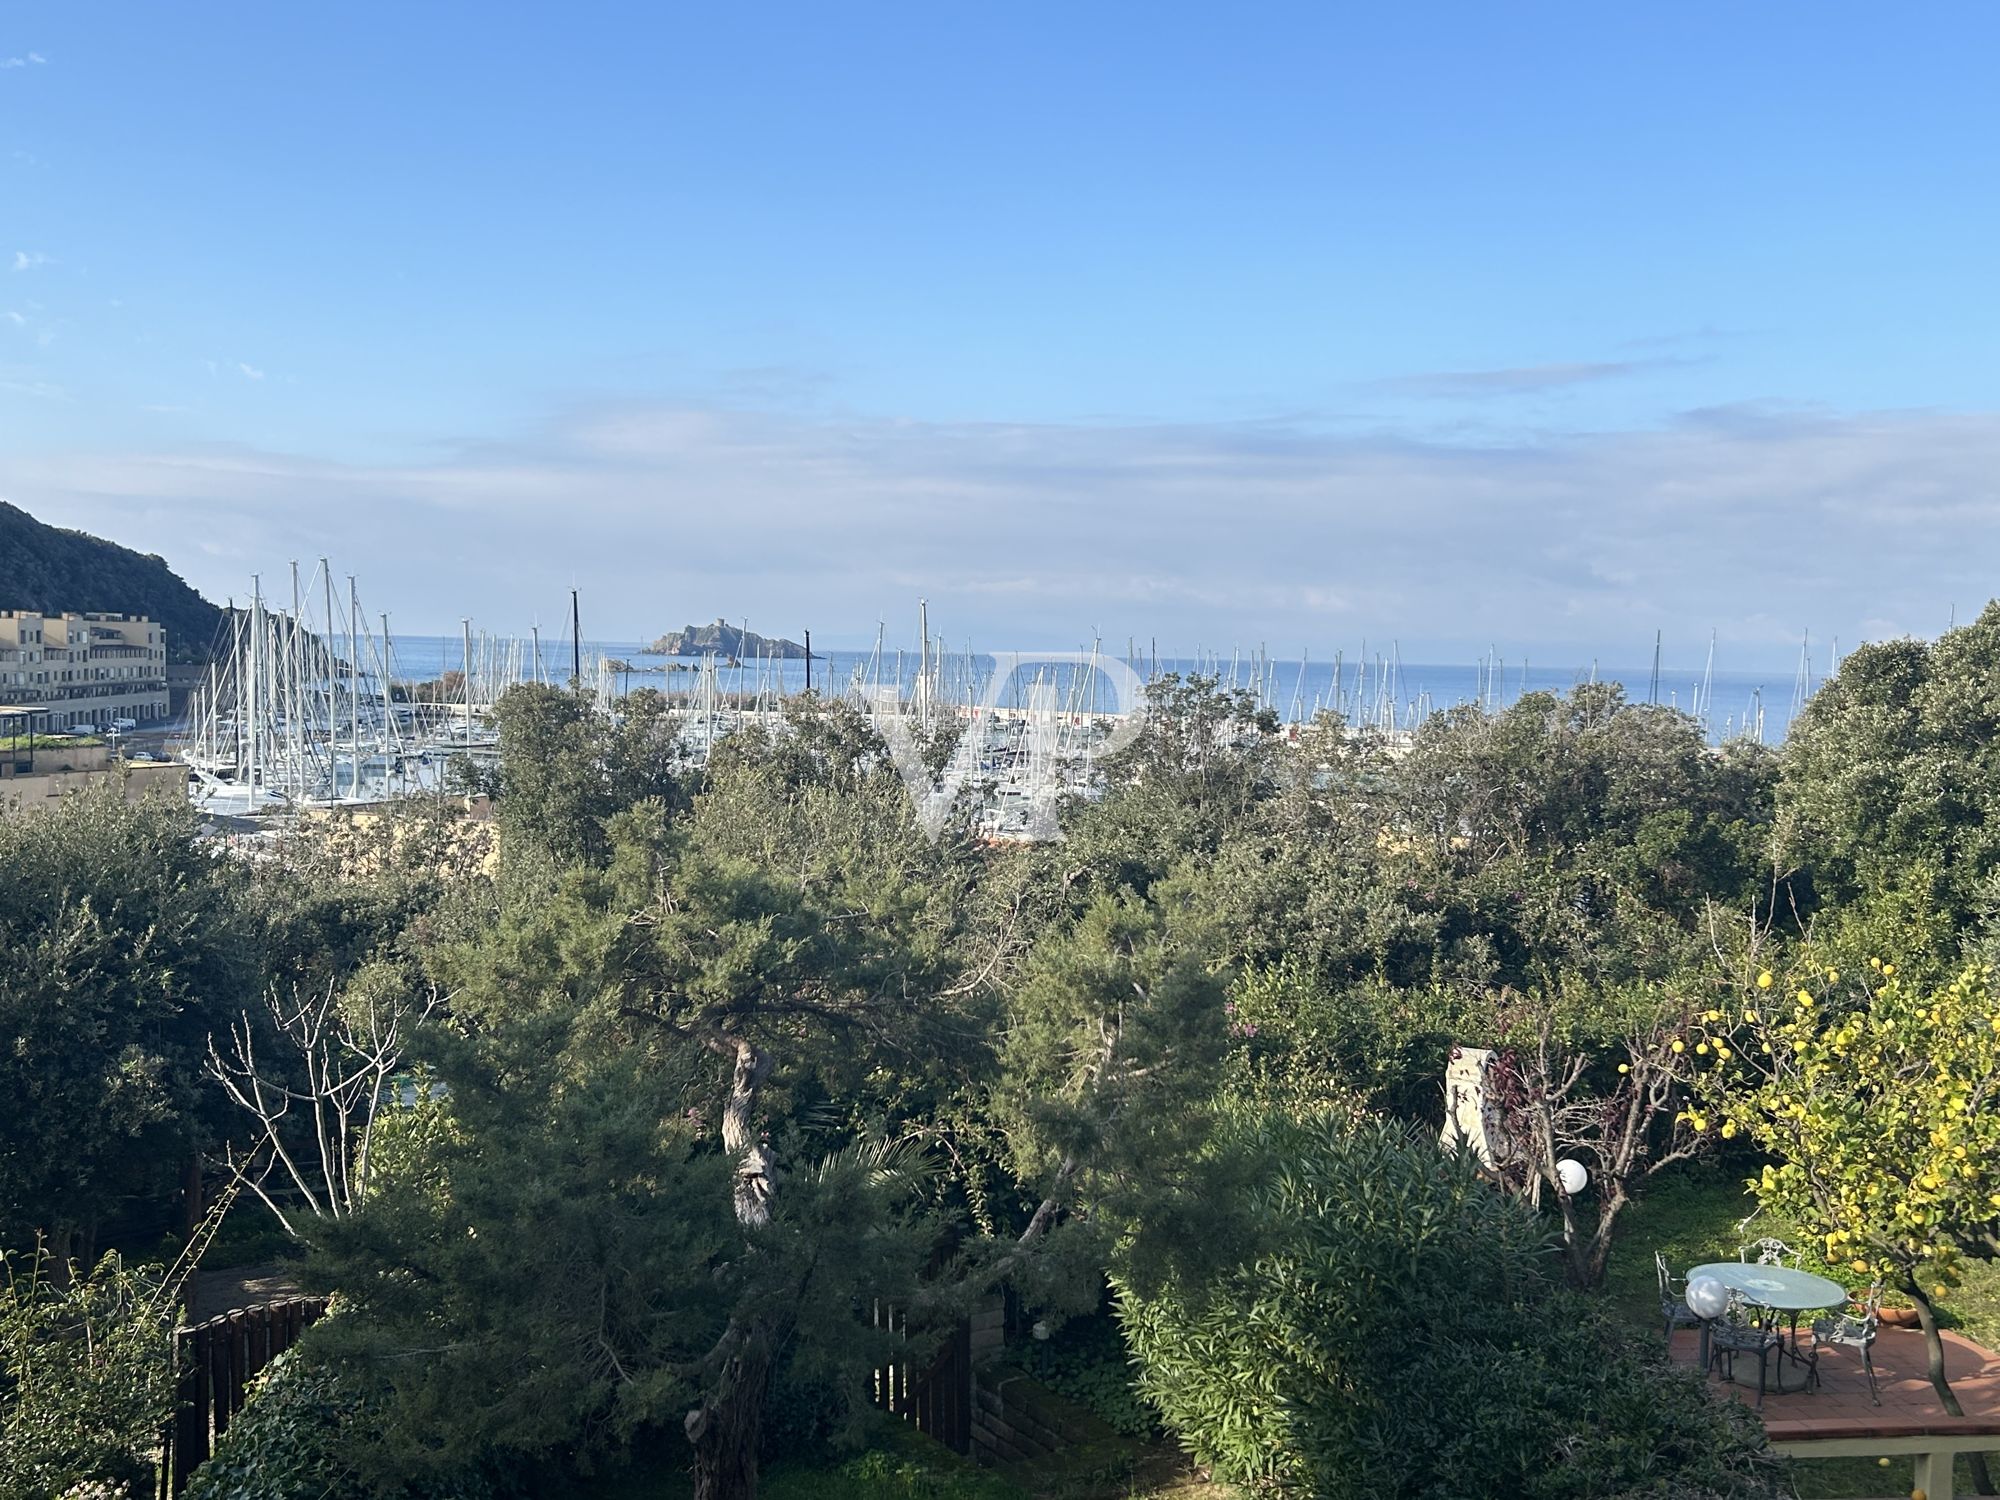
(646, 619, 813, 659)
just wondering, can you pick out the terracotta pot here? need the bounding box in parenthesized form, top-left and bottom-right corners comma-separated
(1878, 1307, 1920, 1329)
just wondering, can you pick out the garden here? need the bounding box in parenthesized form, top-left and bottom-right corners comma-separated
(8, 607, 2000, 1499)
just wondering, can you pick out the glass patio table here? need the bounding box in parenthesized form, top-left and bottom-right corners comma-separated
(1690, 1262, 1849, 1392)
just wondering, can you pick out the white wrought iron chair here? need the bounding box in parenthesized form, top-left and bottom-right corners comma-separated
(1656, 1251, 1702, 1349)
(1739, 1237, 1800, 1267)
(1707, 1291, 1786, 1408)
(1810, 1283, 1883, 1405)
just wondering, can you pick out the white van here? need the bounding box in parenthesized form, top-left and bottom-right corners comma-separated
(113, 717, 137, 730)
(70, 723, 99, 736)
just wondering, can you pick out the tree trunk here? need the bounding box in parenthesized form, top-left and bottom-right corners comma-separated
(1557, 1188, 1624, 1289)
(183, 1152, 206, 1237)
(688, 1035, 777, 1499)
(720, 1038, 774, 1227)
(689, 1328, 772, 1500)
(45, 1224, 76, 1290)
(1907, 1278, 1995, 1495)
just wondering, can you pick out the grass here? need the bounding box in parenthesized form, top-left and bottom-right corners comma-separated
(1611, 1160, 2000, 1498)
(1609, 1156, 2000, 1346)
(571, 1414, 1235, 1500)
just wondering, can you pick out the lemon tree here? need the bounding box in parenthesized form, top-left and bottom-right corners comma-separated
(1693, 957, 2000, 1465)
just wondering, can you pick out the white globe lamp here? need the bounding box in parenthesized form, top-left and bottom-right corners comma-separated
(1685, 1275, 1729, 1321)
(1554, 1158, 1588, 1196)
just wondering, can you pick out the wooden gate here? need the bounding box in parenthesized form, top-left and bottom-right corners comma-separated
(162, 1296, 328, 1495)
(870, 1304, 973, 1454)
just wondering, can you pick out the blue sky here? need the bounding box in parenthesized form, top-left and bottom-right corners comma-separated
(3, 4, 1996, 666)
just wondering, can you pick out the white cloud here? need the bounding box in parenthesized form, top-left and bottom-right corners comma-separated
(0, 369, 63, 399)
(10, 251, 51, 271)
(0, 399, 1992, 667)
(238, 362, 265, 381)
(1384, 359, 1697, 397)
(2, 310, 21, 326)
(1, 52, 48, 69)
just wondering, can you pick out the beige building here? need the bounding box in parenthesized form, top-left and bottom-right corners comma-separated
(0, 611, 171, 730)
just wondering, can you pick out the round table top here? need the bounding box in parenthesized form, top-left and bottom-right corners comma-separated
(1689, 1262, 1849, 1312)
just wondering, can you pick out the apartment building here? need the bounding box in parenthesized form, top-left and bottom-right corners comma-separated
(0, 611, 171, 730)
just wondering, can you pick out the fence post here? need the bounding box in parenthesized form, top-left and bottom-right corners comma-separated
(168, 1326, 207, 1490)
(206, 1319, 232, 1439)
(229, 1310, 251, 1420)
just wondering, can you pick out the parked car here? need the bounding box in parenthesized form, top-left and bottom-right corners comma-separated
(112, 717, 137, 730)
(69, 723, 99, 736)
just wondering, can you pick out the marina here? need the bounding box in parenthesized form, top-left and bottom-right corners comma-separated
(171, 567, 1823, 834)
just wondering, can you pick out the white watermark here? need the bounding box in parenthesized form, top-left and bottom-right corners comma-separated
(871, 651, 1149, 841)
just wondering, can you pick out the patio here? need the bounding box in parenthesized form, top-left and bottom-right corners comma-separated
(1669, 1325, 2000, 1498)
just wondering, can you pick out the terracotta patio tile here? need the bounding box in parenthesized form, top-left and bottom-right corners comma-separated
(1666, 1326, 2000, 1440)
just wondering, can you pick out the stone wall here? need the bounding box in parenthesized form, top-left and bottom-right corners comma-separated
(969, 1366, 1119, 1468)
(0, 760, 185, 812)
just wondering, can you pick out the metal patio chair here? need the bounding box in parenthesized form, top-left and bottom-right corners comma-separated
(1739, 1237, 1800, 1267)
(1810, 1283, 1883, 1405)
(1657, 1251, 1702, 1349)
(1707, 1293, 1786, 1408)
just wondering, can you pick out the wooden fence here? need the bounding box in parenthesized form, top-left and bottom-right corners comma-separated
(871, 1304, 973, 1454)
(162, 1297, 328, 1496)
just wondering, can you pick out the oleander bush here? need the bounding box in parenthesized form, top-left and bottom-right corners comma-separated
(1115, 1112, 1789, 1500)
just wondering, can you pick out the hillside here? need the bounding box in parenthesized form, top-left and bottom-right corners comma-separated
(0, 501, 224, 662)
(647, 619, 813, 659)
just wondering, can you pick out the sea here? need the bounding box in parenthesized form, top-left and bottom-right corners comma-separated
(382, 635, 1812, 744)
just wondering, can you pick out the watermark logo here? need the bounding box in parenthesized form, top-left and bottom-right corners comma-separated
(871, 651, 1148, 841)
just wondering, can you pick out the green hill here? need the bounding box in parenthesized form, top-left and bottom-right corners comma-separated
(0, 501, 224, 662)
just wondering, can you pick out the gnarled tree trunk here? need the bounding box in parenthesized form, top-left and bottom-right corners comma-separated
(688, 1035, 777, 1500)
(1908, 1279, 1996, 1495)
(688, 1327, 773, 1500)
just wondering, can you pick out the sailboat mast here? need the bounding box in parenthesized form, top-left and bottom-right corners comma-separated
(322, 562, 338, 799)
(918, 597, 931, 726)
(347, 578, 360, 798)
(462, 619, 473, 742)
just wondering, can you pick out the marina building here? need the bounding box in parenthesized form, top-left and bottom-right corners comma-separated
(0, 707, 186, 811)
(0, 610, 171, 730)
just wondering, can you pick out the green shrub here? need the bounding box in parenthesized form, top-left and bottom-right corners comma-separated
(184, 1348, 503, 1500)
(0, 1251, 176, 1500)
(1115, 1112, 1788, 1499)
(1012, 1311, 1156, 1437)
(761, 1418, 1025, 1500)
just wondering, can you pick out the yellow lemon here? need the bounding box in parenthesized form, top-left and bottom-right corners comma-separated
(1617, 1063, 1630, 1074)
(1671, 1039, 1685, 1053)
(1721, 1120, 1737, 1139)
(1757, 970, 1774, 989)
